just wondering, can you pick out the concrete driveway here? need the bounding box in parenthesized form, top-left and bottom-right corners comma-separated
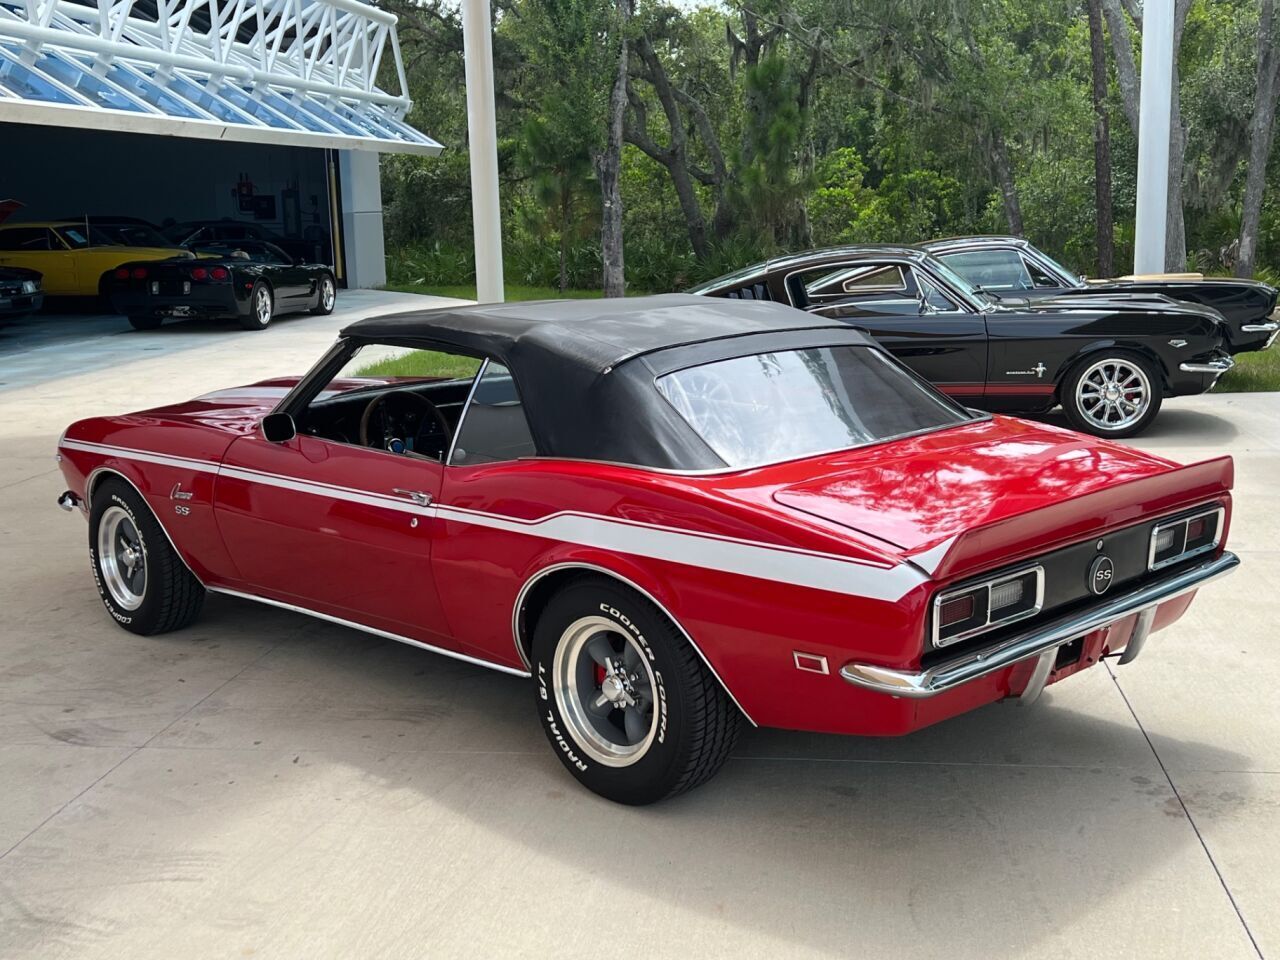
(0, 306, 1276, 959)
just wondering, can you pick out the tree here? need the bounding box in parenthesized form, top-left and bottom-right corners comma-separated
(1087, 0, 1115, 277)
(1237, 0, 1280, 276)
(597, 0, 633, 296)
(520, 104, 598, 291)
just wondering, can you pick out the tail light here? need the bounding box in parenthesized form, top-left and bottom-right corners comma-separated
(210, 266, 229, 281)
(114, 267, 129, 280)
(932, 565, 1044, 649)
(131, 267, 147, 280)
(191, 266, 208, 281)
(1149, 506, 1224, 571)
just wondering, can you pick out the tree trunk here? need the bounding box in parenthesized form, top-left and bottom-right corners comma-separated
(596, 0, 630, 297)
(559, 191, 570, 293)
(1238, 0, 1280, 277)
(990, 131, 1024, 236)
(1087, 0, 1115, 278)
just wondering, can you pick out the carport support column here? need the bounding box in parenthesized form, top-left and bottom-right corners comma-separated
(1133, 0, 1174, 274)
(462, 0, 504, 303)
(338, 150, 387, 290)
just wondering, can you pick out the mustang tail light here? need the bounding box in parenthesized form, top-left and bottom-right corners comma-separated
(932, 565, 1044, 649)
(1149, 505, 1223, 571)
(131, 267, 147, 280)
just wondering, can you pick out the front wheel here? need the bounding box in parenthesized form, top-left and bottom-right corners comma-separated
(88, 478, 204, 634)
(532, 577, 743, 804)
(239, 282, 273, 331)
(310, 274, 336, 315)
(1061, 352, 1162, 438)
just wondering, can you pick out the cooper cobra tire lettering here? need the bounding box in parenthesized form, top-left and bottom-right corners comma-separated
(532, 576, 742, 804)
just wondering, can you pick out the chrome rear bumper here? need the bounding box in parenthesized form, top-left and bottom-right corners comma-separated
(840, 552, 1239, 699)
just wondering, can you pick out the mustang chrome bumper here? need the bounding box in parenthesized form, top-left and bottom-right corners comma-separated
(1179, 357, 1235, 374)
(840, 552, 1239, 700)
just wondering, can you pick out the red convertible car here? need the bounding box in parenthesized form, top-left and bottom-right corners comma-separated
(56, 295, 1239, 804)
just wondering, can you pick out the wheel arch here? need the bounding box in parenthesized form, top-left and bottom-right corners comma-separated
(86, 467, 206, 587)
(512, 560, 757, 727)
(1053, 339, 1172, 401)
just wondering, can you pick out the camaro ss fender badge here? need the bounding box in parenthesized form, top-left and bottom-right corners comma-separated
(1088, 554, 1115, 595)
(1005, 362, 1047, 378)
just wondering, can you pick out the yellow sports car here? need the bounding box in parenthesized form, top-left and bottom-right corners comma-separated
(0, 221, 195, 297)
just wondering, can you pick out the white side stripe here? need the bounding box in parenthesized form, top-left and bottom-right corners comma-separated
(59, 439, 922, 601)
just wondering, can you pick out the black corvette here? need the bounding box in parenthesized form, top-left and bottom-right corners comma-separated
(0, 265, 43, 321)
(108, 240, 336, 332)
(688, 245, 1234, 438)
(922, 236, 1279, 354)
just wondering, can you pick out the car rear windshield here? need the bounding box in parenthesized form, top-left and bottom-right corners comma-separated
(655, 345, 976, 468)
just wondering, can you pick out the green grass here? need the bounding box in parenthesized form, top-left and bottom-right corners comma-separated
(353, 350, 482, 380)
(1217, 347, 1280, 393)
(384, 282, 605, 302)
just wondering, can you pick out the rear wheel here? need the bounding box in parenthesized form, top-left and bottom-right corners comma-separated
(88, 478, 204, 635)
(310, 274, 336, 315)
(239, 282, 273, 331)
(1061, 351, 1162, 438)
(532, 577, 743, 804)
(127, 315, 163, 331)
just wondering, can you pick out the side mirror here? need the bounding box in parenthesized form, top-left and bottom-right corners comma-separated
(260, 412, 296, 443)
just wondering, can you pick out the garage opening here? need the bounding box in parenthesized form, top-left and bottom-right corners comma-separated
(0, 122, 341, 284)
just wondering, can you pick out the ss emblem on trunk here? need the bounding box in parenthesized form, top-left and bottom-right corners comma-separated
(1088, 555, 1114, 595)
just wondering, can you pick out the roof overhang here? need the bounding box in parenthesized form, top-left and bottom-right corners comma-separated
(0, 0, 442, 156)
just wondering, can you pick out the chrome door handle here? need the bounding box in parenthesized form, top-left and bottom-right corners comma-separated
(392, 488, 433, 506)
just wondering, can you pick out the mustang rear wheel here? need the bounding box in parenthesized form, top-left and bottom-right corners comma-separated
(239, 282, 274, 331)
(310, 275, 336, 315)
(1062, 352, 1162, 438)
(88, 478, 204, 635)
(532, 577, 743, 804)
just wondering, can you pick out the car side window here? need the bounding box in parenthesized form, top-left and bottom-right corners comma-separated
(451, 362, 538, 465)
(913, 270, 962, 312)
(298, 344, 484, 461)
(1021, 256, 1060, 288)
(0, 227, 52, 251)
(940, 250, 1033, 290)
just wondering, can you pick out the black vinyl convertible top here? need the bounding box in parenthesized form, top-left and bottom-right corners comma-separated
(341, 294, 881, 470)
(342, 293, 871, 373)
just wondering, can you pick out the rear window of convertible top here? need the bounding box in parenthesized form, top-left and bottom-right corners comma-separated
(655, 345, 975, 469)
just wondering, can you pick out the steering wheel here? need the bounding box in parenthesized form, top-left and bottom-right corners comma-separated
(358, 389, 452, 458)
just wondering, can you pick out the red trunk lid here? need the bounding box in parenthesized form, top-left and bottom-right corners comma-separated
(772, 418, 1232, 580)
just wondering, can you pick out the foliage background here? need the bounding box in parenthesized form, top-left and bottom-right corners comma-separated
(378, 0, 1280, 293)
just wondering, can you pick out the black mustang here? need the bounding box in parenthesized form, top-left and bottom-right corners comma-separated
(688, 245, 1234, 438)
(108, 240, 336, 332)
(0, 265, 43, 322)
(922, 236, 1279, 355)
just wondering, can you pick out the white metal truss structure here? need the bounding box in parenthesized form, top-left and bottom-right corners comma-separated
(0, 0, 441, 154)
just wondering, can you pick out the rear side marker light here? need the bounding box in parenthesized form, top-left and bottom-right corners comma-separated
(793, 652, 830, 675)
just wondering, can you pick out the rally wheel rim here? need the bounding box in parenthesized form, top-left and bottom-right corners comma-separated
(552, 616, 658, 768)
(1076, 358, 1150, 431)
(255, 287, 272, 325)
(321, 278, 335, 310)
(97, 505, 146, 611)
